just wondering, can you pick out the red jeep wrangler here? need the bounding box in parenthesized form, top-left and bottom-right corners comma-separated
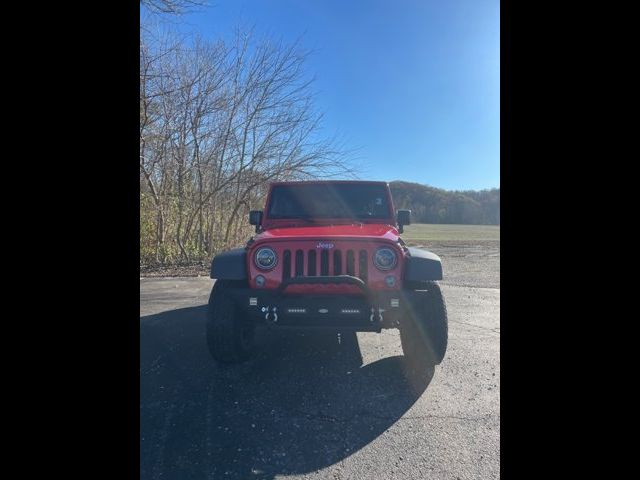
(207, 181, 447, 368)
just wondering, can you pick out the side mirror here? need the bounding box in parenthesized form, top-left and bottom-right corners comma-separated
(396, 209, 411, 233)
(249, 210, 263, 233)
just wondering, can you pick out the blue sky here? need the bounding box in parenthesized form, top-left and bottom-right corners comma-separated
(147, 0, 499, 191)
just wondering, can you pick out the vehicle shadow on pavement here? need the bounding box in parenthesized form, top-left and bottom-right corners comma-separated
(141, 305, 434, 480)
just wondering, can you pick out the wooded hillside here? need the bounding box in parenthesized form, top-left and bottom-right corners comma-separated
(389, 181, 500, 225)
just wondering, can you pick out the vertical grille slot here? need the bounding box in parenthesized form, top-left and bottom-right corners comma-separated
(333, 250, 342, 275)
(358, 250, 368, 282)
(295, 249, 304, 276)
(283, 250, 291, 279)
(346, 250, 355, 276)
(320, 250, 329, 276)
(307, 250, 317, 276)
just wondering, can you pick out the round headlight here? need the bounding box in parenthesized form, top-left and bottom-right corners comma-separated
(373, 247, 397, 271)
(255, 247, 277, 270)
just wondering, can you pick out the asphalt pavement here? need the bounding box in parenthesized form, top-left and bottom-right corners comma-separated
(140, 246, 500, 479)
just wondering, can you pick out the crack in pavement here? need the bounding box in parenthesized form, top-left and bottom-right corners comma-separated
(449, 319, 500, 335)
(290, 408, 498, 425)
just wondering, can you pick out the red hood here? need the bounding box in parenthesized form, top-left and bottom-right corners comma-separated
(253, 223, 400, 243)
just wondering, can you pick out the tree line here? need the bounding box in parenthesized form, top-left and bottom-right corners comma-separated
(389, 181, 500, 225)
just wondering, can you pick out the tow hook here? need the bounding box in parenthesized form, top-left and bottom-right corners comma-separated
(262, 306, 278, 323)
(369, 307, 385, 323)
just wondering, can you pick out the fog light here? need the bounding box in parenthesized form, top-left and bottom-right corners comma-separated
(255, 275, 265, 287)
(385, 275, 396, 287)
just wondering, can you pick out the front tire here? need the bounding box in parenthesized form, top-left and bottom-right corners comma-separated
(206, 280, 255, 363)
(400, 281, 448, 369)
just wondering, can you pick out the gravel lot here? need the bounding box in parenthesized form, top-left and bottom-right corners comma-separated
(140, 243, 500, 479)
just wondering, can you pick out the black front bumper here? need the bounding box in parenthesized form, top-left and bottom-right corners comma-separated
(228, 276, 415, 332)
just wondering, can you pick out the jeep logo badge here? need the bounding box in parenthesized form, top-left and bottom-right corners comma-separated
(316, 242, 334, 249)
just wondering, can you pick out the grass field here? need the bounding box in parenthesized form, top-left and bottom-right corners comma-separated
(401, 223, 500, 243)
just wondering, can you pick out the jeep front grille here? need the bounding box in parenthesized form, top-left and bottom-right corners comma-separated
(282, 248, 369, 282)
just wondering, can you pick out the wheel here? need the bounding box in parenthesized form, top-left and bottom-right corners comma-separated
(400, 281, 448, 369)
(206, 280, 255, 363)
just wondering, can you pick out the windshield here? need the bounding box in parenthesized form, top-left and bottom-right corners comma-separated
(267, 184, 392, 220)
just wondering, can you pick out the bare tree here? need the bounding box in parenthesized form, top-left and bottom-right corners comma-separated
(140, 26, 355, 265)
(140, 0, 208, 15)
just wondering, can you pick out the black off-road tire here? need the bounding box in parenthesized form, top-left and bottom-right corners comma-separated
(400, 281, 448, 369)
(206, 280, 255, 363)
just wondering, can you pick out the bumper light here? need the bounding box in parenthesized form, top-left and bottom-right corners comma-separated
(287, 308, 307, 314)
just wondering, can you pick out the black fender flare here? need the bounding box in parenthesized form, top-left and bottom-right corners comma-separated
(403, 247, 443, 282)
(210, 248, 247, 280)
